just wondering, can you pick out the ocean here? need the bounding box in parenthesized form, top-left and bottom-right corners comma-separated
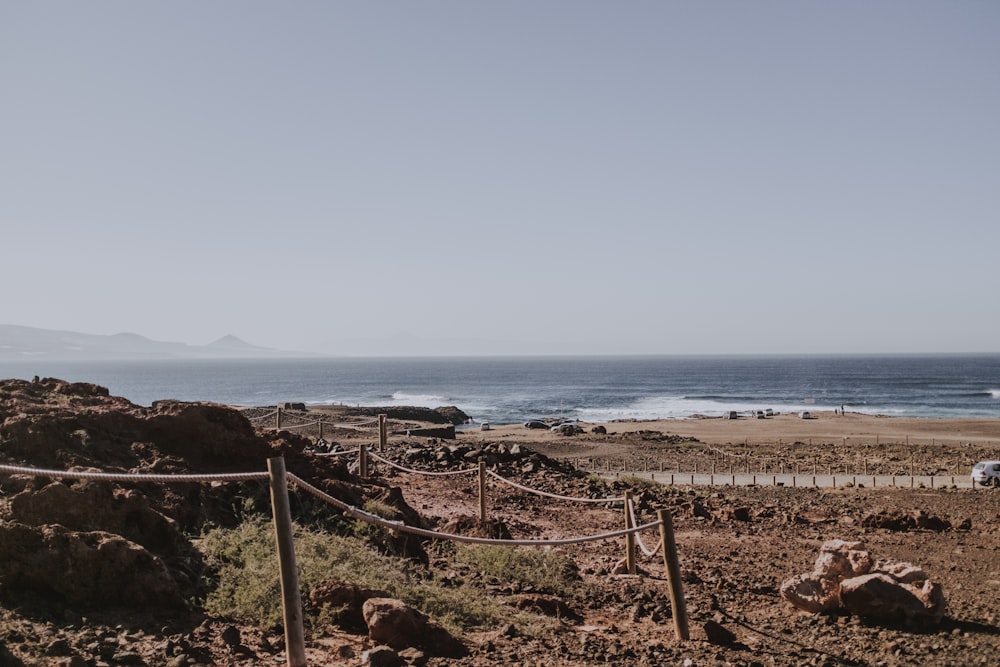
(1, 355, 999, 424)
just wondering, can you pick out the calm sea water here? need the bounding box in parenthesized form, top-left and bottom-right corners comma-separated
(1, 355, 999, 424)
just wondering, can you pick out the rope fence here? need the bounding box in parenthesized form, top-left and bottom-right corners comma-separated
(244, 410, 278, 422)
(0, 453, 693, 661)
(0, 463, 269, 484)
(486, 469, 624, 504)
(313, 449, 357, 458)
(287, 472, 659, 546)
(629, 497, 663, 558)
(367, 450, 478, 477)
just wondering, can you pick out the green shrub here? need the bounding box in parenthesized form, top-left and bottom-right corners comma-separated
(618, 474, 659, 490)
(452, 544, 581, 598)
(196, 518, 557, 636)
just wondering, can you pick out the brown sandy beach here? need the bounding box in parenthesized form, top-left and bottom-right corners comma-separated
(477, 411, 1000, 447)
(450, 411, 1000, 481)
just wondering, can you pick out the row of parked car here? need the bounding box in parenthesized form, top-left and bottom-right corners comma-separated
(724, 409, 817, 419)
(523, 419, 581, 433)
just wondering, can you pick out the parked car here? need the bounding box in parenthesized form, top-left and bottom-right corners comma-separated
(755, 410, 767, 419)
(551, 422, 582, 435)
(799, 411, 814, 419)
(724, 411, 739, 420)
(480, 422, 491, 431)
(971, 460, 1000, 487)
(524, 420, 549, 429)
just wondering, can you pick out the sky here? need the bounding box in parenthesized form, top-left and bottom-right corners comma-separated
(2, 2, 998, 356)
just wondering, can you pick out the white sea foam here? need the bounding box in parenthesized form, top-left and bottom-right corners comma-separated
(576, 395, 842, 422)
(990, 389, 1000, 400)
(304, 392, 452, 409)
(389, 391, 450, 407)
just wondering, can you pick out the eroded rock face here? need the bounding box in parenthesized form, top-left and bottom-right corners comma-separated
(9, 481, 185, 557)
(780, 539, 945, 626)
(0, 378, 425, 614)
(0, 522, 184, 609)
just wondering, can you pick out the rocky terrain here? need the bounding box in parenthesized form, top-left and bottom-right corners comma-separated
(1, 379, 999, 666)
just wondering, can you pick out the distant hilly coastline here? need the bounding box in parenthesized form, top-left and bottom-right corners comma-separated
(0, 325, 311, 361)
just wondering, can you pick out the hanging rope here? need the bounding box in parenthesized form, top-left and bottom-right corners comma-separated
(244, 410, 279, 422)
(628, 497, 662, 557)
(366, 451, 477, 476)
(287, 472, 660, 547)
(486, 469, 625, 504)
(0, 462, 268, 483)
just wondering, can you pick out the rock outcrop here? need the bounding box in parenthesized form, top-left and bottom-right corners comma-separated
(780, 539, 945, 626)
(0, 378, 424, 610)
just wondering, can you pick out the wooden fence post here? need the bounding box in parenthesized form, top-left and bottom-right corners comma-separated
(378, 414, 387, 452)
(267, 457, 306, 667)
(478, 459, 487, 523)
(359, 443, 368, 478)
(318, 420, 324, 440)
(624, 490, 636, 575)
(657, 509, 689, 641)
(276, 407, 283, 430)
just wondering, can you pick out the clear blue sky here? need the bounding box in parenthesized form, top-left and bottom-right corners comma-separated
(3, 2, 998, 356)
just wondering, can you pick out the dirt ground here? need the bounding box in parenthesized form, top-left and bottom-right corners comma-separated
(3, 408, 1000, 667)
(325, 413, 1000, 666)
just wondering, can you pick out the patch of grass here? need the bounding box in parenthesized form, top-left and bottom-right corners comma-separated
(452, 544, 582, 598)
(618, 474, 659, 490)
(196, 518, 558, 636)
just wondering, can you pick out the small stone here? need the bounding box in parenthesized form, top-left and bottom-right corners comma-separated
(361, 645, 404, 667)
(703, 620, 737, 645)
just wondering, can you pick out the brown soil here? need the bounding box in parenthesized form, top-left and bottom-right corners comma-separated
(3, 399, 1000, 666)
(397, 421, 999, 667)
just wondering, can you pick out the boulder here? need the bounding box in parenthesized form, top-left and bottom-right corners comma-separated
(839, 573, 946, 625)
(780, 539, 945, 627)
(779, 572, 842, 614)
(811, 539, 872, 580)
(361, 645, 404, 667)
(361, 598, 465, 657)
(309, 580, 390, 631)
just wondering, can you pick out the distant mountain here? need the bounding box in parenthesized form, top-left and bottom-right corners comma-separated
(0, 325, 308, 361)
(206, 334, 270, 352)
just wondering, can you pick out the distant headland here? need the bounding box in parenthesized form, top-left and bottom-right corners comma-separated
(0, 324, 310, 361)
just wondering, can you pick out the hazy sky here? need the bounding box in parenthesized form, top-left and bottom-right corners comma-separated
(3, 2, 998, 356)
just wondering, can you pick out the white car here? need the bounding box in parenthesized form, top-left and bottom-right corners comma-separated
(971, 460, 1000, 487)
